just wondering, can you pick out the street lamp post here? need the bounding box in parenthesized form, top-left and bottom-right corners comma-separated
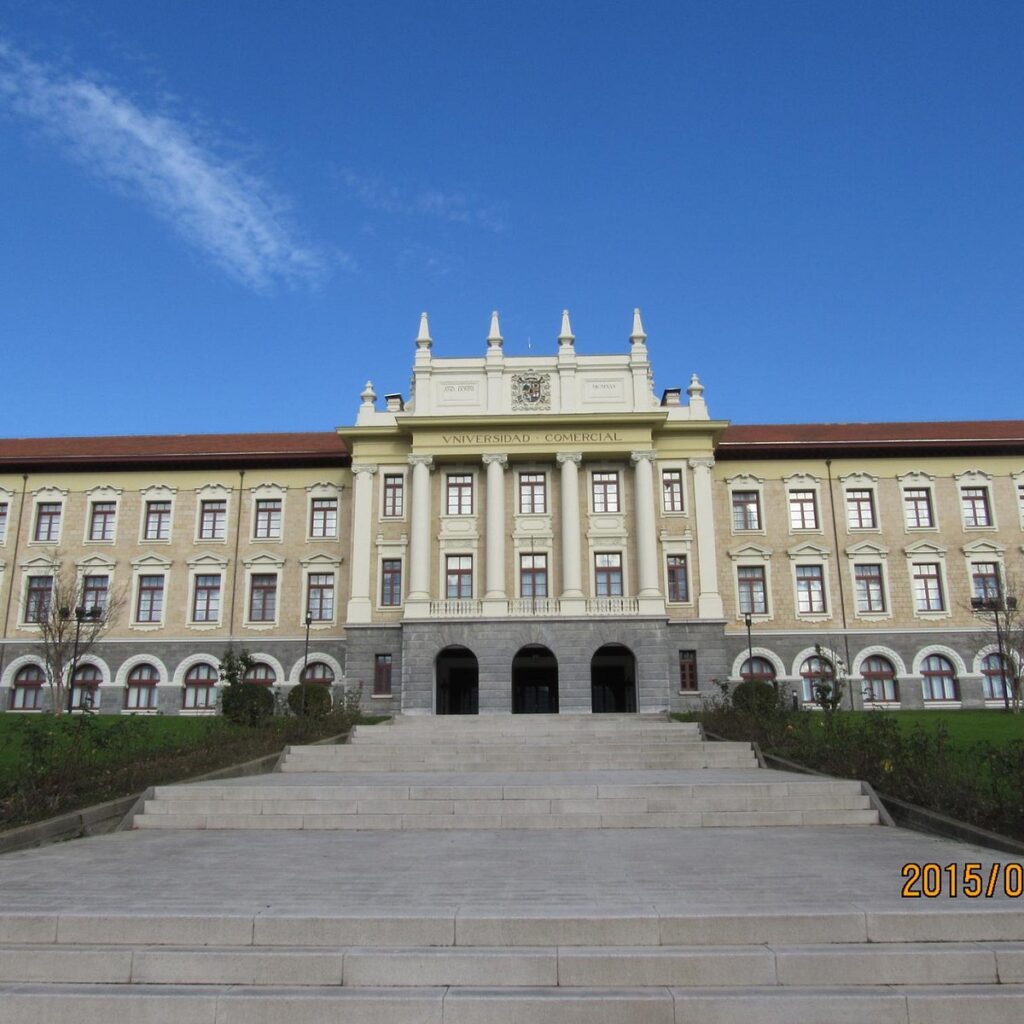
(743, 610, 754, 683)
(66, 605, 101, 713)
(302, 611, 312, 684)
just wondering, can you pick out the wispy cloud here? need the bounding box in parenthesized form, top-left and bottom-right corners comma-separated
(339, 169, 506, 233)
(0, 39, 328, 290)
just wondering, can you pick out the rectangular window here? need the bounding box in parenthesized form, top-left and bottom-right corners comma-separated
(381, 559, 403, 606)
(89, 501, 116, 541)
(0, 501, 7, 542)
(310, 498, 338, 538)
(592, 472, 620, 513)
(199, 500, 226, 540)
(789, 490, 818, 530)
(25, 575, 53, 623)
(854, 563, 886, 613)
(373, 653, 393, 696)
(737, 565, 767, 615)
(136, 574, 164, 623)
(679, 650, 698, 691)
(732, 491, 761, 531)
(254, 498, 282, 539)
(795, 565, 826, 614)
(192, 574, 221, 623)
(307, 572, 335, 621)
(249, 574, 278, 621)
(81, 574, 109, 614)
(913, 563, 945, 612)
(34, 502, 61, 542)
(1019, 484, 1024, 525)
(846, 490, 876, 530)
(594, 552, 624, 597)
(519, 473, 547, 514)
(904, 488, 934, 528)
(971, 562, 1001, 602)
(662, 470, 684, 513)
(446, 475, 473, 515)
(666, 555, 689, 602)
(126, 682, 157, 711)
(961, 486, 992, 528)
(446, 555, 473, 599)
(383, 474, 405, 517)
(144, 501, 171, 541)
(520, 553, 548, 597)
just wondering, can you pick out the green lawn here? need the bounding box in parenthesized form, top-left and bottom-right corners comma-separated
(880, 709, 1024, 747)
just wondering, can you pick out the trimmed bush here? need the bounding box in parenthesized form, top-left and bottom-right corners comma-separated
(221, 683, 275, 726)
(731, 679, 780, 715)
(287, 683, 332, 719)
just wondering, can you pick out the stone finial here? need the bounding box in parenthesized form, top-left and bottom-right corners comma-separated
(558, 309, 575, 347)
(416, 312, 432, 349)
(487, 310, 503, 349)
(360, 380, 377, 406)
(687, 373, 705, 398)
(630, 307, 647, 345)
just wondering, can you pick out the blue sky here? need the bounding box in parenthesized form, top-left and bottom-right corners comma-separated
(1, 1, 1021, 436)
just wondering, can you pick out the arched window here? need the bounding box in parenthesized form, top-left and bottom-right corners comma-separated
(739, 657, 776, 685)
(183, 663, 218, 711)
(125, 663, 159, 711)
(981, 652, 1011, 701)
(71, 664, 102, 711)
(921, 655, 958, 701)
(244, 662, 277, 686)
(11, 664, 45, 711)
(861, 655, 898, 703)
(301, 661, 334, 685)
(799, 655, 834, 703)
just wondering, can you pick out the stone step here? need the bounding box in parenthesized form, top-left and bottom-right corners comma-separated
(278, 760, 759, 773)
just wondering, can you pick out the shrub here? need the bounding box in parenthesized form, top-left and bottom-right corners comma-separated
(287, 683, 332, 719)
(731, 680, 778, 714)
(221, 683, 275, 726)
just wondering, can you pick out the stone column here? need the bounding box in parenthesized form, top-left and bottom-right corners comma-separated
(404, 455, 434, 617)
(557, 452, 585, 614)
(346, 463, 377, 624)
(631, 450, 665, 614)
(689, 457, 724, 619)
(482, 454, 508, 612)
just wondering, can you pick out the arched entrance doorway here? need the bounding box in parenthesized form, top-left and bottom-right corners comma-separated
(435, 646, 479, 714)
(511, 645, 559, 714)
(591, 644, 637, 712)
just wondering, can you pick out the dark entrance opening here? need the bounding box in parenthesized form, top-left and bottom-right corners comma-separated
(435, 646, 479, 715)
(511, 645, 559, 714)
(591, 644, 637, 712)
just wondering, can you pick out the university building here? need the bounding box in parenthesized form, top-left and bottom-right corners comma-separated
(1, 310, 1022, 715)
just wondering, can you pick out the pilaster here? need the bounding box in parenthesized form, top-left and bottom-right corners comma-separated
(689, 457, 724, 619)
(346, 463, 377, 624)
(557, 452, 585, 614)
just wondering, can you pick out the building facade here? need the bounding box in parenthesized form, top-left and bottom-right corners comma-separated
(2, 310, 1022, 715)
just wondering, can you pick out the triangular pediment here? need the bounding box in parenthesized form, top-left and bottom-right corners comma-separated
(787, 542, 831, 560)
(243, 551, 285, 568)
(131, 552, 173, 569)
(187, 551, 230, 568)
(962, 539, 1005, 557)
(846, 540, 889, 558)
(904, 539, 946, 557)
(728, 542, 773, 561)
(76, 553, 117, 570)
(300, 551, 344, 567)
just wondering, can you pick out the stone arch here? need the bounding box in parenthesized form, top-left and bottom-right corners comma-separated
(435, 645, 479, 715)
(288, 652, 343, 687)
(591, 643, 637, 713)
(730, 646, 786, 680)
(114, 654, 169, 688)
(911, 645, 968, 677)
(172, 652, 222, 688)
(511, 644, 559, 714)
(851, 645, 908, 678)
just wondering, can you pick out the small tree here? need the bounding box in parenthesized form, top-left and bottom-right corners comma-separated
(970, 568, 1024, 713)
(811, 643, 846, 713)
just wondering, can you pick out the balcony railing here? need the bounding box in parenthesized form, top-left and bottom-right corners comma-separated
(428, 599, 483, 617)
(424, 596, 642, 618)
(507, 598, 561, 616)
(585, 597, 640, 615)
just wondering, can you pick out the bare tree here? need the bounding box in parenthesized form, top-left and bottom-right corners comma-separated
(970, 566, 1023, 713)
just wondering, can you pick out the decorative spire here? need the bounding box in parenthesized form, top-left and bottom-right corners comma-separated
(360, 380, 377, 405)
(630, 307, 647, 345)
(416, 312, 432, 349)
(687, 373, 704, 398)
(487, 310, 503, 349)
(558, 309, 575, 347)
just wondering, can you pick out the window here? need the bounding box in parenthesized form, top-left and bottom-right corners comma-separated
(519, 473, 547, 514)
(971, 562, 1001, 602)
(795, 565, 826, 614)
(249, 574, 278, 621)
(520, 553, 548, 598)
(381, 559, 403, 606)
(679, 650, 698, 691)
(0, 501, 7, 542)
(136, 575, 164, 623)
(307, 573, 335, 621)
(961, 486, 992, 528)
(302, 661, 334, 685)
(662, 470, 684, 513)
(89, 502, 116, 541)
(666, 555, 689, 602)
(10, 665, 44, 710)
(25, 575, 53, 623)
(788, 490, 818, 530)
(854, 563, 886, 613)
(125, 663, 159, 710)
(192, 574, 221, 623)
(183, 663, 218, 710)
(144, 501, 171, 540)
(904, 488, 934, 528)
(594, 553, 624, 597)
(740, 657, 776, 684)
(592, 472, 620, 513)
(846, 490, 876, 530)
(71, 664, 102, 710)
(1019, 484, 1024, 526)
(732, 491, 761, 531)
(800, 655, 834, 703)
(446, 555, 473, 599)
(81, 574, 109, 615)
(446, 475, 473, 515)
(737, 565, 767, 615)
(199, 500, 226, 540)
(244, 663, 276, 685)
(981, 653, 1011, 701)
(921, 654, 958, 701)
(34, 502, 61, 542)
(310, 497, 338, 538)
(383, 474, 405, 517)
(862, 655, 898, 702)
(373, 653, 393, 696)
(912, 563, 945, 612)
(254, 499, 282, 539)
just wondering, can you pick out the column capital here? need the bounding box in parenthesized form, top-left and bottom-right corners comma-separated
(351, 463, 378, 476)
(482, 453, 508, 468)
(556, 451, 582, 466)
(630, 449, 658, 465)
(407, 454, 434, 469)
(688, 457, 716, 471)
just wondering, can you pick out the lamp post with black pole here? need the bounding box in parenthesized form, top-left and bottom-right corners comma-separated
(743, 610, 753, 684)
(65, 604, 101, 713)
(303, 611, 312, 684)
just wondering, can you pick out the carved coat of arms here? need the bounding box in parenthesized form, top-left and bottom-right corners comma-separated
(511, 372, 551, 410)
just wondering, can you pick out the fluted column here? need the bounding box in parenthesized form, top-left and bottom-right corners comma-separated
(689, 457, 724, 618)
(557, 452, 585, 614)
(404, 454, 434, 617)
(631, 450, 664, 613)
(482, 454, 508, 611)
(346, 463, 377, 624)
